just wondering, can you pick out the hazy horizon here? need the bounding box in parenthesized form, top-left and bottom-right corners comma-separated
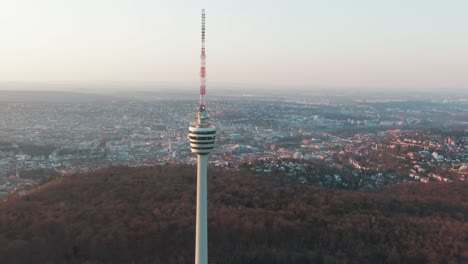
(0, 81, 466, 95)
(1, 1, 467, 92)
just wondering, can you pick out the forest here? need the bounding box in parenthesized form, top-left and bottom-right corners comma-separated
(0, 165, 466, 263)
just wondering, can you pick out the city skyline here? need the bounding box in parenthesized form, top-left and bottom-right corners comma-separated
(1, 0, 467, 92)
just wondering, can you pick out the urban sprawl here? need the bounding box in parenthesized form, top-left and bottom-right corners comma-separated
(0, 93, 466, 196)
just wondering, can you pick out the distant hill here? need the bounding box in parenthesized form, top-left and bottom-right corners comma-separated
(0, 166, 466, 264)
(0, 91, 121, 103)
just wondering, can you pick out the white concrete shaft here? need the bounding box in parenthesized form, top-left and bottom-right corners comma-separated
(195, 154, 208, 264)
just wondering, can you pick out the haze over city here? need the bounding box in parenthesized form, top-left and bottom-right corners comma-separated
(1, 0, 467, 92)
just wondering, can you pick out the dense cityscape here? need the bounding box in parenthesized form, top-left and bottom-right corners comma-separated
(0, 91, 466, 197)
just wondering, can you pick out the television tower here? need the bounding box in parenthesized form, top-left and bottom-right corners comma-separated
(188, 9, 216, 264)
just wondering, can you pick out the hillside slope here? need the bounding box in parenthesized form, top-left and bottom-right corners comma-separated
(0, 165, 466, 263)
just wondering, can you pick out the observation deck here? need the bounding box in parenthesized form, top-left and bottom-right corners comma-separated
(189, 108, 216, 155)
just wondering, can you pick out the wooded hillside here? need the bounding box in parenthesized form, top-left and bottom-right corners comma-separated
(0, 165, 466, 263)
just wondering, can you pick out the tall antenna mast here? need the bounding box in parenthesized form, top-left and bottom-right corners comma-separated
(200, 9, 206, 110)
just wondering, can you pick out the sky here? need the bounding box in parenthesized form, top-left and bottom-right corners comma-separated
(0, 0, 467, 92)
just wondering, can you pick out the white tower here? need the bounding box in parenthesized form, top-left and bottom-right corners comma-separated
(188, 9, 215, 264)
(15, 154, 20, 179)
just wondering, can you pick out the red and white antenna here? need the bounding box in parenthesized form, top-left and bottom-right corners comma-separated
(199, 9, 207, 110)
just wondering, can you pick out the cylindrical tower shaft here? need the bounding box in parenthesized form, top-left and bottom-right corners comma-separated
(195, 154, 208, 264)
